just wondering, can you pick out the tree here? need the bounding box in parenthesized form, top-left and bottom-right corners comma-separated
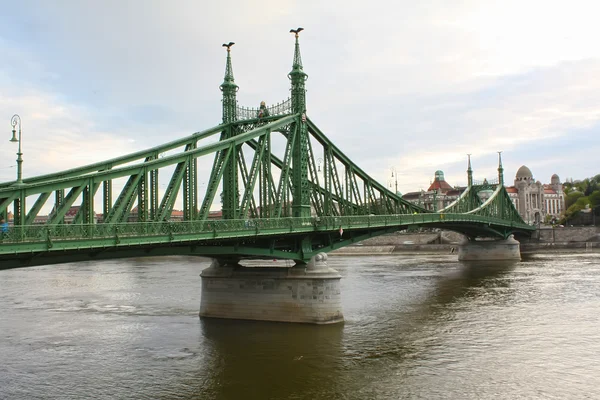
(565, 191, 584, 208)
(562, 196, 591, 225)
(590, 190, 600, 207)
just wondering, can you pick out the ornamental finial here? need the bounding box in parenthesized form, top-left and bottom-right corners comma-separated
(289, 27, 305, 71)
(289, 27, 304, 38)
(221, 42, 236, 84)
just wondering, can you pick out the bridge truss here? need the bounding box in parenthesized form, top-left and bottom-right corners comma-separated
(0, 32, 534, 269)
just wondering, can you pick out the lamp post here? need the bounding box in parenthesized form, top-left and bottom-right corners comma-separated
(10, 114, 23, 185)
(390, 167, 398, 195)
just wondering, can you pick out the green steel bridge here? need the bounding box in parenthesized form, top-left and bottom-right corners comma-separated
(0, 31, 534, 270)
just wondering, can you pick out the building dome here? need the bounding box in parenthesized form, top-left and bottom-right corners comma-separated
(551, 174, 560, 185)
(428, 170, 452, 192)
(516, 165, 533, 180)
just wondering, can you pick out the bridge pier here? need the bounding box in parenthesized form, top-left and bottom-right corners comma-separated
(458, 236, 521, 261)
(199, 253, 344, 324)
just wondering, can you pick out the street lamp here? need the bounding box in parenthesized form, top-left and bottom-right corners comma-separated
(390, 167, 398, 195)
(9, 114, 23, 185)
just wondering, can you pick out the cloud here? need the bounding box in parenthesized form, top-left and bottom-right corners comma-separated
(1, 0, 599, 212)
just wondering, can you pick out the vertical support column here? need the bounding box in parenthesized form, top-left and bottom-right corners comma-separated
(149, 169, 158, 221)
(82, 186, 89, 224)
(83, 178, 95, 224)
(13, 193, 25, 226)
(323, 146, 332, 215)
(289, 29, 311, 219)
(55, 189, 64, 224)
(345, 168, 353, 216)
(220, 43, 239, 220)
(183, 146, 197, 221)
(259, 132, 272, 218)
(138, 168, 148, 222)
(192, 156, 198, 220)
(102, 181, 111, 223)
(222, 138, 239, 219)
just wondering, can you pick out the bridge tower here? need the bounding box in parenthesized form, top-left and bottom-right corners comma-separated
(289, 28, 311, 218)
(200, 31, 343, 324)
(220, 43, 240, 219)
(458, 151, 521, 261)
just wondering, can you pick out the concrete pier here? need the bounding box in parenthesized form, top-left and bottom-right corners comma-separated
(458, 236, 521, 261)
(199, 253, 344, 324)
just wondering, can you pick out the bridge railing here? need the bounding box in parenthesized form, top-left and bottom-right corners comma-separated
(0, 212, 534, 247)
(235, 98, 292, 121)
(472, 178, 498, 186)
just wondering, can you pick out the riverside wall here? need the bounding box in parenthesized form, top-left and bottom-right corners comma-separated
(331, 227, 600, 255)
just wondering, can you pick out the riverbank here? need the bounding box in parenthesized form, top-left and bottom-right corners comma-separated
(331, 227, 600, 256)
(331, 243, 600, 256)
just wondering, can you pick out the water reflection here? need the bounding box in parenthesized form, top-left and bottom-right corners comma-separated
(188, 319, 344, 399)
(431, 260, 518, 305)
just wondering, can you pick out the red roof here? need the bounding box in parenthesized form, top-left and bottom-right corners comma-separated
(427, 179, 453, 193)
(506, 187, 518, 193)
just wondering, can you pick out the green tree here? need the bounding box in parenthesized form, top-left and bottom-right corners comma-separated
(562, 196, 591, 224)
(590, 190, 600, 221)
(590, 190, 600, 207)
(565, 191, 584, 208)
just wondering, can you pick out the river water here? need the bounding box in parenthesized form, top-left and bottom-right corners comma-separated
(1, 253, 599, 399)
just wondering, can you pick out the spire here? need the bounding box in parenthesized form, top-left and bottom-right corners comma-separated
(220, 42, 237, 88)
(497, 151, 504, 185)
(289, 27, 311, 218)
(290, 28, 304, 71)
(220, 42, 238, 123)
(467, 154, 473, 187)
(288, 27, 308, 114)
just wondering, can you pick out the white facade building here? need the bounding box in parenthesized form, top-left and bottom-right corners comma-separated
(507, 166, 564, 224)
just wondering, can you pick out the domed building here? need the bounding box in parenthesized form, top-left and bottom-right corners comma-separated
(402, 170, 462, 211)
(402, 165, 565, 223)
(506, 165, 565, 224)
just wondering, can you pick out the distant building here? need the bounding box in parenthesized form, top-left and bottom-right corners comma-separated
(507, 166, 564, 224)
(44, 206, 98, 224)
(403, 166, 565, 224)
(402, 170, 463, 211)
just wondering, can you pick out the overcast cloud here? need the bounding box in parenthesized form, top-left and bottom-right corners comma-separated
(1, 0, 599, 195)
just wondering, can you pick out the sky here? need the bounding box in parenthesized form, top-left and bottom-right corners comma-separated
(1, 0, 599, 201)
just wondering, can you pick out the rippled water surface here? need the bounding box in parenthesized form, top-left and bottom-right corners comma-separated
(1, 253, 600, 399)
